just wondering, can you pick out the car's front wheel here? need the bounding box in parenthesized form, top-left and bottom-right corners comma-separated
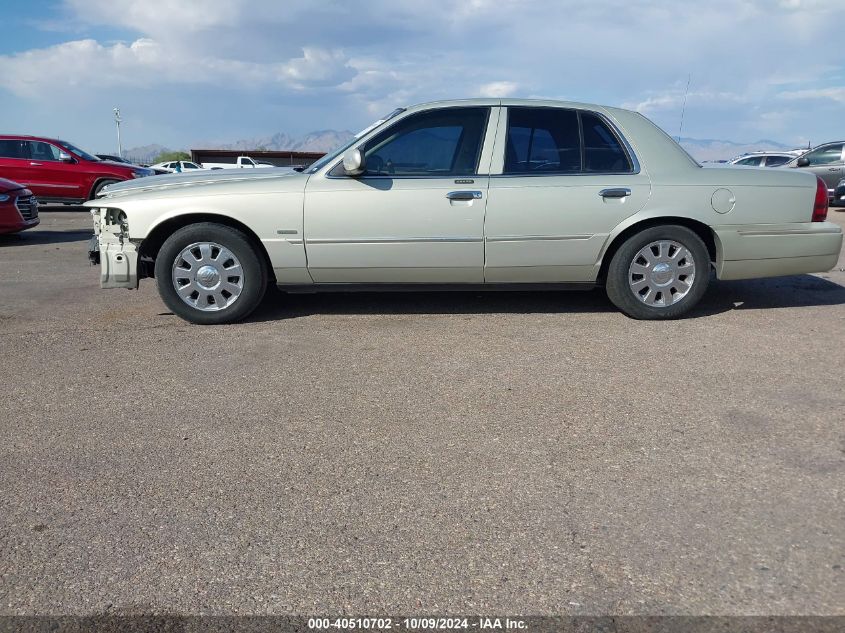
(605, 225, 710, 320)
(155, 223, 267, 325)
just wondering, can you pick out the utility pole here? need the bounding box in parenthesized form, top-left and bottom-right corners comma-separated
(113, 107, 123, 158)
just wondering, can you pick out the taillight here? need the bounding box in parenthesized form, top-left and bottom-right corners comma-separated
(812, 176, 828, 222)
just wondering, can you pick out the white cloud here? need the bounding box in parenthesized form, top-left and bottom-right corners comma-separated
(0, 37, 354, 98)
(779, 87, 845, 104)
(476, 81, 519, 98)
(2, 0, 844, 149)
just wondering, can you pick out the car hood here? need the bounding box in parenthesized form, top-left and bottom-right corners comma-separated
(95, 167, 303, 199)
(0, 177, 25, 193)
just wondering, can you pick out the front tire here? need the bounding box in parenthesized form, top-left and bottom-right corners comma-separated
(605, 225, 710, 320)
(91, 179, 119, 199)
(155, 223, 267, 325)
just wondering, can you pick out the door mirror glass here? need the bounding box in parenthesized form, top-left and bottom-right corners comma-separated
(342, 148, 365, 176)
(796, 157, 810, 167)
(59, 151, 74, 163)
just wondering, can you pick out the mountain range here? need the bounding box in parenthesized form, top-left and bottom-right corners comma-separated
(121, 130, 804, 165)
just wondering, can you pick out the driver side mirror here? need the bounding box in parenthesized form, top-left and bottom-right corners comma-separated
(342, 148, 366, 176)
(796, 157, 810, 167)
(59, 151, 74, 163)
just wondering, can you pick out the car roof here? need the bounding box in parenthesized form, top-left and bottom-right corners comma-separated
(407, 97, 606, 110)
(0, 134, 64, 144)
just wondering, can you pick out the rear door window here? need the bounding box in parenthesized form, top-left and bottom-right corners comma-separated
(0, 139, 29, 159)
(763, 155, 790, 167)
(505, 108, 580, 173)
(504, 107, 634, 174)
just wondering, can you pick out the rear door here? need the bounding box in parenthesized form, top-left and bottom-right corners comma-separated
(484, 106, 651, 283)
(0, 139, 30, 185)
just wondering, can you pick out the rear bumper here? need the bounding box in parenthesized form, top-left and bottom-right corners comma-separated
(715, 222, 842, 280)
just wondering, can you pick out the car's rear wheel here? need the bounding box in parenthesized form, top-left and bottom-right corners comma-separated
(605, 225, 710, 320)
(155, 223, 267, 325)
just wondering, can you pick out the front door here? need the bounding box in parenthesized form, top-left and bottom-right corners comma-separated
(22, 140, 86, 199)
(797, 143, 844, 195)
(484, 106, 651, 283)
(304, 107, 495, 283)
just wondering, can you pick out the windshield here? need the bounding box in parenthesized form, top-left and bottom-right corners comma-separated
(305, 108, 406, 174)
(59, 141, 99, 162)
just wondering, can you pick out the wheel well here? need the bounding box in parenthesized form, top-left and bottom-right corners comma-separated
(138, 213, 276, 283)
(597, 217, 718, 285)
(89, 177, 121, 200)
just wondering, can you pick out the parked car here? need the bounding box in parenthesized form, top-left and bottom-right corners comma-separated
(0, 177, 39, 234)
(0, 136, 153, 204)
(834, 178, 845, 207)
(96, 154, 132, 164)
(201, 156, 274, 170)
(729, 151, 802, 168)
(786, 141, 844, 200)
(86, 98, 842, 325)
(148, 160, 204, 174)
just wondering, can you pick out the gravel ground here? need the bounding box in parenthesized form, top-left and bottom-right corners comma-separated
(0, 208, 843, 617)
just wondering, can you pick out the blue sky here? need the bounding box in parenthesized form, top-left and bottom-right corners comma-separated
(1, 0, 843, 154)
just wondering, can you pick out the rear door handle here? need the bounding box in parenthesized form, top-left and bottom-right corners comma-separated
(599, 188, 632, 198)
(829, 167, 840, 171)
(29, 162, 42, 166)
(446, 190, 482, 201)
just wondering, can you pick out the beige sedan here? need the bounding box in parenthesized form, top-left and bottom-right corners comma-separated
(87, 98, 842, 324)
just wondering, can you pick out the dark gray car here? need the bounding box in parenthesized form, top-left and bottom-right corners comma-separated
(834, 177, 845, 207)
(788, 141, 844, 199)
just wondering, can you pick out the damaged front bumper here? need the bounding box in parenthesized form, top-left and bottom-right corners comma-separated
(89, 207, 139, 289)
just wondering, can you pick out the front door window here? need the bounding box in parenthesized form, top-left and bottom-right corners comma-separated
(804, 144, 843, 166)
(355, 107, 489, 177)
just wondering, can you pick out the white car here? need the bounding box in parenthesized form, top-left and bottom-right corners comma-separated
(87, 98, 842, 325)
(149, 160, 204, 173)
(729, 151, 804, 168)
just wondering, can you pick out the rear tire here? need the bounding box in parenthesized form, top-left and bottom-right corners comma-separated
(155, 223, 267, 325)
(605, 225, 710, 320)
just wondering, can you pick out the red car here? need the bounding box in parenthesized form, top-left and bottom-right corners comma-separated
(0, 177, 39, 234)
(0, 135, 153, 204)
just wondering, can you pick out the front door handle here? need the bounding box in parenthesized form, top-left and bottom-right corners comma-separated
(599, 188, 632, 199)
(446, 190, 482, 201)
(829, 167, 840, 171)
(30, 162, 43, 166)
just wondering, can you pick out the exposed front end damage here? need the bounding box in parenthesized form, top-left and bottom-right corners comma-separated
(89, 207, 139, 289)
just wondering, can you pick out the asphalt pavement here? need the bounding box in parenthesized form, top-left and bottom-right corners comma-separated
(0, 208, 843, 617)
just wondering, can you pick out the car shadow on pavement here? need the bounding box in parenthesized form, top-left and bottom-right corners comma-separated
(246, 287, 616, 322)
(0, 229, 92, 246)
(693, 274, 845, 314)
(245, 274, 845, 322)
